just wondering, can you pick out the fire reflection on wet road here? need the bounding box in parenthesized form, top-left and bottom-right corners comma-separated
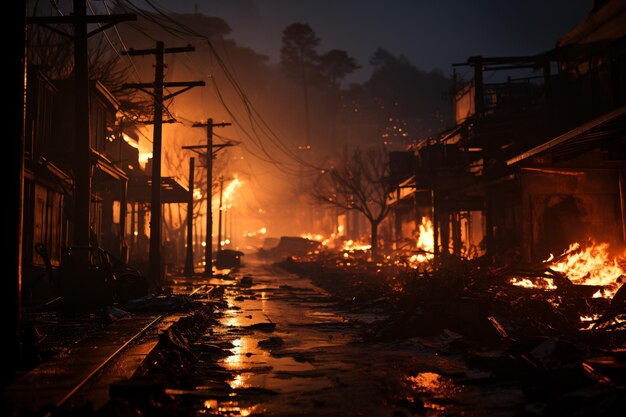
(200, 259, 523, 416)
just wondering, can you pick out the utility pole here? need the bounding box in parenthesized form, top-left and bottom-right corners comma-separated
(122, 43, 204, 287)
(184, 157, 195, 276)
(217, 176, 225, 255)
(28, 1, 136, 248)
(187, 119, 231, 275)
(8, 0, 27, 373)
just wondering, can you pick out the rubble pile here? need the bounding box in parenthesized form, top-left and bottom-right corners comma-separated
(279, 249, 626, 415)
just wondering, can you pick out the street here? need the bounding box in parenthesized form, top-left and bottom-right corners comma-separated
(194, 259, 525, 416)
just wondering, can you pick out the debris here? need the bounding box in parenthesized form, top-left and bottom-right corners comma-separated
(216, 249, 244, 268)
(104, 305, 129, 321)
(238, 276, 254, 287)
(246, 322, 277, 332)
(257, 337, 284, 349)
(158, 328, 197, 360)
(124, 295, 190, 312)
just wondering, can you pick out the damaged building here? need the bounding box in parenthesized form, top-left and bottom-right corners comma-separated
(22, 69, 189, 300)
(388, 0, 626, 263)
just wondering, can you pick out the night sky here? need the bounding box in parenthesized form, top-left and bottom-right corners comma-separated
(166, 0, 592, 81)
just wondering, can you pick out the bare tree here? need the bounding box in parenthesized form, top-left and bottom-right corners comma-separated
(313, 146, 394, 259)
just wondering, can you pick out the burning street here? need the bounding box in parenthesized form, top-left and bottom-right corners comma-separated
(5, 0, 626, 416)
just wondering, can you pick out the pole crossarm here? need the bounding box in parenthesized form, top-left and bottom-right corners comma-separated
(164, 82, 205, 100)
(133, 119, 177, 125)
(193, 122, 232, 128)
(122, 81, 205, 100)
(28, 13, 136, 25)
(28, 14, 136, 39)
(121, 44, 195, 56)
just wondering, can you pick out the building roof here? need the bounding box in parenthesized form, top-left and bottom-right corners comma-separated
(507, 105, 626, 165)
(127, 176, 190, 204)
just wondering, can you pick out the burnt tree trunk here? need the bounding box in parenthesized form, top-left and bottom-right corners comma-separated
(370, 220, 379, 260)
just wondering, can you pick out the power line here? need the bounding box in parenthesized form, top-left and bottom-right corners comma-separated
(125, 0, 323, 171)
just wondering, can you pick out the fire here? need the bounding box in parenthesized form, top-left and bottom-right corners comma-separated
(301, 233, 325, 242)
(510, 277, 557, 290)
(221, 177, 242, 210)
(547, 242, 625, 298)
(342, 240, 371, 252)
(138, 151, 153, 164)
(416, 217, 434, 256)
(300, 232, 338, 247)
(300, 233, 337, 246)
(407, 217, 434, 267)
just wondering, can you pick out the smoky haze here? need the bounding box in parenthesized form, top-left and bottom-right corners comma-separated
(72, 0, 590, 251)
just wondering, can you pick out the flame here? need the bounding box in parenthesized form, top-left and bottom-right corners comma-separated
(510, 277, 557, 290)
(300, 232, 337, 247)
(416, 217, 434, 255)
(342, 239, 372, 251)
(221, 177, 242, 210)
(301, 233, 325, 242)
(122, 133, 139, 149)
(547, 242, 625, 298)
(407, 217, 435, 267)
(138, 151, 153, 164)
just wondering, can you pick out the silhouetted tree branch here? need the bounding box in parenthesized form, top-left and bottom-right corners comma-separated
(313, 146, 394, 259)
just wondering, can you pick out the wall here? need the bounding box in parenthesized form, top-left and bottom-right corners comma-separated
(520, 168, 622, 261)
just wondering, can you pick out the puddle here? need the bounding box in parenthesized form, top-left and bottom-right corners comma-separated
(304, 310, 346, 323)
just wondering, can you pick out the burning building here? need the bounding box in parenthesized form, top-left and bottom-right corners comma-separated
(387, 0, 626, 267)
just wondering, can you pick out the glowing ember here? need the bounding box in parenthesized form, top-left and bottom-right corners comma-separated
(300, 233, 334, 246)
(579, 314, 602, 331)
(580, 314, 601, 322)
(510, 277, 557, 290)
(547, 242, 625, 298)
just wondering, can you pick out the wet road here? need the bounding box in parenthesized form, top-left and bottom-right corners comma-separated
(203, 259, 524, 416)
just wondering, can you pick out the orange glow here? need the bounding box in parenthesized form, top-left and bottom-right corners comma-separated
(510, 277, 557, 290)
(222, 177, 243, 210)
(547, 242, 625, 298)
(342, 239, 372, 251)
(138, 151, 153, 164)
(300, 232, 336, 247)
(407, 217, 434, 267)
(512, 241, 625, 299)
(122, 133, 139, 149)
(243, 227, 268, 238)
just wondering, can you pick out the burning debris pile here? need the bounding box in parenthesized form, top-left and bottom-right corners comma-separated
(277, 237, 626, 412)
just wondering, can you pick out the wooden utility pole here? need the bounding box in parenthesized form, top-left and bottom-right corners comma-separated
(28, 1, 136, 248)
(8, 0, 27, 372)
(188, 119, 231, 275)
(122, 42, 204, 287)
(217, 177, 225, 255)
(184, 157, 195, 276)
